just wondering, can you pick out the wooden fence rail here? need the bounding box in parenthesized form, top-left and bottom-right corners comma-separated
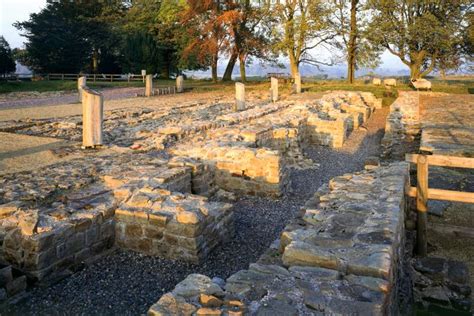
(45, 73, 146, 82)
(405, 153, 474, 256)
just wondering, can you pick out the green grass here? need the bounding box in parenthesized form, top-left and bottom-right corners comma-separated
(1, 78, 472, 104)
(0, 80, 150, 94)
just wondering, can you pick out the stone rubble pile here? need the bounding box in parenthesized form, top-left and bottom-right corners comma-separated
(148, 162, 409, 316)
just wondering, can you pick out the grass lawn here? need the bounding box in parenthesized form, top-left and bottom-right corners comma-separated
(1, 77, 472, 108)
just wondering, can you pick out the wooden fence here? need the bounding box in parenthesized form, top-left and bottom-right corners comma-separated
(45, 73, 146, 82)
(405, 153, 474, 256)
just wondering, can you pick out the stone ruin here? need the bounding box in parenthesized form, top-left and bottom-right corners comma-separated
(380, 91, 473, 313)
(148, 162, 410, 315)
(0, 89, 385, 305)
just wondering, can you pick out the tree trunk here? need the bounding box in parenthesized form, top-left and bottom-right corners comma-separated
(161, 66, 170, 80)
(440, 68, 446, 79)
(239, 53, 246, 82)
(92, 48, 99, 74)
(288, 51, 298, 79)
(211, 53, 218, 83)
(347, 0, 358, 84)
(223, 52, 237, 81)
(410, 63, 422, 80)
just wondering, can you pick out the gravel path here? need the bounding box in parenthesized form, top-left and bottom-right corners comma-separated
(3, 107, 389, 316)
(0, 87, 144, 110)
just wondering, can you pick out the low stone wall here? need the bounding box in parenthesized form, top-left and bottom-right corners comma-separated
(172, 145, 288, 197)
(148, 163, 409, 315)
(305, 115, 348, 148)
(115, 188, 233, 263)
(0, 185, 116, 281)
(381, 92, 420, 159)
(168, 157, 218, 197)
(0, 264, 27, 302)
(0, 153, 234, 281)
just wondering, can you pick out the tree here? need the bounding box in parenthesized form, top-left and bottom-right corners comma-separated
(15, 0, 126, 73)
(367, 0, 470, 79)
(124, 0, 194, 78)
(328, 0, 380, 83)
(271, 0, 335, 78)
(462, 9, 474, 72)
(221, 0, 272, 82)
(182, 0, 228, 82)
(0, 37, 16, 77)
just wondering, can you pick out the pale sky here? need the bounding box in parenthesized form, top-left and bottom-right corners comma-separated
(0, 0, 406, 72)
(0, 0, 46, 48)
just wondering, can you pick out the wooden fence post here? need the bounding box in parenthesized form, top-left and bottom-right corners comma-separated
(416, 154, 429, 256)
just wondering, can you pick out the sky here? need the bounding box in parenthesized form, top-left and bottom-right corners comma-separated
(0, 0, 407, 73)
(1, 0, 45, 48)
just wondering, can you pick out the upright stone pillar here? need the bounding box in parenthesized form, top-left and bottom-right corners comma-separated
(176, 75, 184, 93)
(270, 77, 278, 102)
(78, 76, 86, 102)
(235, 82, 245, 111)
(82, 87, 103, 148)
(145, 74, 153, 97)
(294, 73, 302, 94)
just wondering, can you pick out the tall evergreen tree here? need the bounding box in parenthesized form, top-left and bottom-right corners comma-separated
(15, 0, 126, 73)
(0, 36, 16, 77)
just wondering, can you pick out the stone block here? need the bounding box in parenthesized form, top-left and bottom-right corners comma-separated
(145, 74, 153, 97)
(82, 87, 103, 148)
(5, 275, 27, 297)
(235, 83, 245, 111)
(0, 266, 13, 287)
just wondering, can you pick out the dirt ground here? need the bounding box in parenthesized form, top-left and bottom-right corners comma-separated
(0, 132, 73, 175)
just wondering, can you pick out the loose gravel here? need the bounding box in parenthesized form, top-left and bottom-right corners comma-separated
(3, 107, 389, 316)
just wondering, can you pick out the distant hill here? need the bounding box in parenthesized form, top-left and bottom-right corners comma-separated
(187, 61, 410, 79)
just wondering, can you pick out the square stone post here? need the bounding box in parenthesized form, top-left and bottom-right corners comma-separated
(176, 75, 184, 93)
(78, 76, 86, 102)
(294, 73, 302, 94)
(145, 74, 153, 97)
(270, 77, 278, 102)
(235, 82, 245, 111)
(82, 87, 103, 148)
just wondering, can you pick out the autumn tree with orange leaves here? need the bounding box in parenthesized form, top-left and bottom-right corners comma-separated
(182, 0, 271, 82)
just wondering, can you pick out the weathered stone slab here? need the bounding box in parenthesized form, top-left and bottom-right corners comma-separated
(145, 74, 153, 97)
(77, 76, 86, 103)
(270, 77, 278, 102)
(176, 75, 184, 93)
(235, 83, 245, 111)
(82, 87, 103, 148)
